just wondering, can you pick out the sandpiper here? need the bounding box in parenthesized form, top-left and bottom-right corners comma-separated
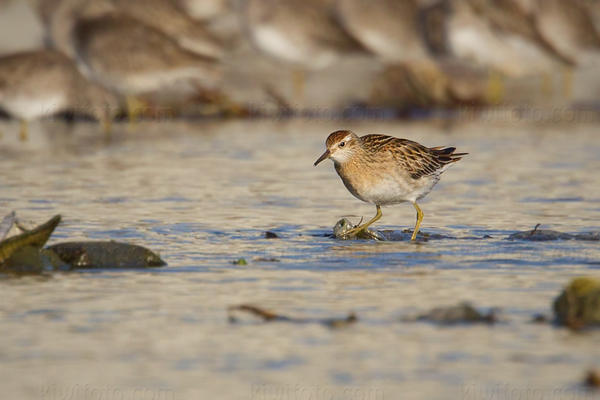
(72, 13, 222, 119)
(314, 130, 466, 241)
(0, 49, 119, 140)
(336, 0, 431, 64)
(242, 0, 364, 102)
(99, 0, 223, 59)
(428, 0, 569, 103)
(33, 0, 223, 60)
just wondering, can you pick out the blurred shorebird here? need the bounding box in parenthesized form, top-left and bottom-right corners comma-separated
(72, 13, 222, 120)
(463, 0, 600, 100)
(0, 49, 119, 140)
(430, 0, 570, 103)
(98, 0, 224, 59)
(314, 130, 466, 241)
(243, 0, 365, 103)
(177, 0, 229, 21)
(32, 0, 223, 59)
(532, 0, 600, 91)
(336, 0, 431, 64)
(336, 0, 450, 104)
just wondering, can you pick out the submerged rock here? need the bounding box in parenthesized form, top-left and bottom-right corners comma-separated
(0, 213, 166, 273)
(381, 229, 451, 241)
(553, 277, 600, 329)
(332, 218, 449, 241)
(404, 302, 498, 325)
(508, 225, 600, 241)
(574, 232, 600, 241)
(228, 304, 357, 328)
(46, 241, 166, 269)
(0, 214, 62, 274)
(333, 218, 385, 240)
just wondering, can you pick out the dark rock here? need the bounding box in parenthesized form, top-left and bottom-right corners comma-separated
(332, 218, 450, 241)
(531, 314, 549, 323)
(584, 369, 600, 389)
(508, 229, 574, 241)
(508, 225, 600, 241)
(46, 241, 166, 269)
(404, 302, 497, 325)
(228, 304, 357, 328)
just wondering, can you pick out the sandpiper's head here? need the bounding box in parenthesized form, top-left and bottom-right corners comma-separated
(314, 130, 360, 166)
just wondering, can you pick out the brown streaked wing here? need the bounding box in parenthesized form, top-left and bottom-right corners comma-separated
(361, 135, 464, 180)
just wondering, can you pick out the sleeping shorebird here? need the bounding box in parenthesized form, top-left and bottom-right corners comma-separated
(72, 13, 222, 120)
(242, 0, 364, 104)
(0, 49, 119, 140)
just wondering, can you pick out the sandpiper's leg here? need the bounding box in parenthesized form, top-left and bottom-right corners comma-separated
(485, 70, 505, 105)
(19, 120, 28, 141)
(126, 96, 146, 127)
(345, 205, 382, 236)
(411, 202, 424, 241)
(561, 66, 573, 100)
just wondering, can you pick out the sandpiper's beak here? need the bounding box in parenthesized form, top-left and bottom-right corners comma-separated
(314, 149, 330, 166)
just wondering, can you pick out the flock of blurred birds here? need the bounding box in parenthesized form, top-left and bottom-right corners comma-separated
(1, 0, 600, 138)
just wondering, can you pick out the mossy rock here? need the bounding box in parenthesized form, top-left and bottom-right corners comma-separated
(0, 215, 62, 274)
(333, 218, 385, 241)
(553, 277, 600, 329)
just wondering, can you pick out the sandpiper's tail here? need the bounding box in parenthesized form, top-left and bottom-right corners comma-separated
(430, 146, 468, 164)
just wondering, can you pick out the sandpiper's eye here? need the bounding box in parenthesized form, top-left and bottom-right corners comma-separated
(339, 141, 345, 148)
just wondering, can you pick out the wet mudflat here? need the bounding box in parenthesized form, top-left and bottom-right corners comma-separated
(0, 118, 599, 399)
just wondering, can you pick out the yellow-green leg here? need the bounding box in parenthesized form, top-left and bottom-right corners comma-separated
(561, 66, 573, 101)
(486, 70, 505, 105)
(345, 205, 382, 236)
(126, 96, 146, 127)
(411, 202, 424, 241)
(19, 120, 28, 141)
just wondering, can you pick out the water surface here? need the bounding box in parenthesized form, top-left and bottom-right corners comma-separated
(1, 118, 599, 399)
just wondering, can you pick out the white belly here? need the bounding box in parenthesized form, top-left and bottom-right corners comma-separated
(349, 173, 439, 205)
(1, 94, 68, 120)
(252, 26, 337, 68)
(252, 26, 306, 65)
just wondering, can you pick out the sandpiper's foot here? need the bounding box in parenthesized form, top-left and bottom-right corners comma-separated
(19, 120, 28, 141)
(126, 96, 148, 128)
(333, 218, 383, 241)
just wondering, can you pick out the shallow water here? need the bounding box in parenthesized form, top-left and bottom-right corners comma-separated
(1, 118, 599, 400)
